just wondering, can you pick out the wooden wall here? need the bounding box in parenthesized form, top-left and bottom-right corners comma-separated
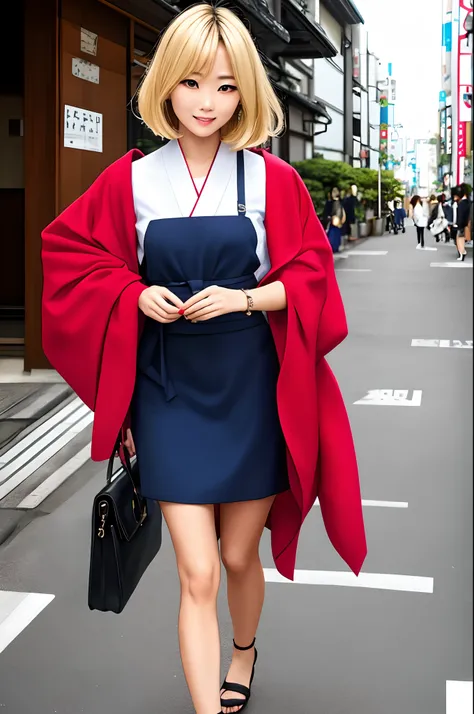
(24, 0, 58, 369)
(59, 0, 128, 211)
(24, 0, 129, 369)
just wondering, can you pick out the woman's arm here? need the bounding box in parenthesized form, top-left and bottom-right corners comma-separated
(182, 280, 287, 321)
(244, 280, 287, 312)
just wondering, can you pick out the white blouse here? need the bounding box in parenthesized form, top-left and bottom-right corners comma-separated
(131, 140, 270, 282)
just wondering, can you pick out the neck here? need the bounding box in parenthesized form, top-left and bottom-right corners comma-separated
(177, 127, 221, 167)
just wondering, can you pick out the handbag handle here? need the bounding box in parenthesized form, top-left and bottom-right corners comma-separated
(106, 437, 140, 493)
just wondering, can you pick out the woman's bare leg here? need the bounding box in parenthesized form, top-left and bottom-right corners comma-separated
(159, 502, 221, 714)
(456, 232, 466, 256)
(219, 496, 276, 714)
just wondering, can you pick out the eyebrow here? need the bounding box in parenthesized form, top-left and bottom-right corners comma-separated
(192, 72, 236, 80)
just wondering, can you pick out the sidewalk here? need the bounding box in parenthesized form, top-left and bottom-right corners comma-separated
(0, 358, 72, 545)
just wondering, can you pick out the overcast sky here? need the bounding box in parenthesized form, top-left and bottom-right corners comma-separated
(354, 0, 442, 139)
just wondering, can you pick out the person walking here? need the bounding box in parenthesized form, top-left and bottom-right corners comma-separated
(323, 187, 346, 253)
(410, 195, 428, 248)
(393, 200, 406, 233)
(40, 6, 367, 714)
(428, 194, 449, 243)
(452, 185, 472, 261)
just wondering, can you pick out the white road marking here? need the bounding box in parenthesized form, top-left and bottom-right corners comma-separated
(0, 398, 84, 468)
(336, 268, 373, 272)
(17, 444, 92, 509)
(264, 569, 434, 593)
(0, 591, 55, 655)
(0, 403, 90, 483)
(354, 389, 423, 407)
(411, 339, 472, 349)
(334, 253, 349, 260)
(314, 498, 408, 509)
(430, 262, 472, 268)
(0, 413, 93, 501)
(349, 250, 388, 256)
(446, 681, 473, 714)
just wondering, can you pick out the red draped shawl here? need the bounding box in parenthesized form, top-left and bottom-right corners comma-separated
(41, 148, 367, 580)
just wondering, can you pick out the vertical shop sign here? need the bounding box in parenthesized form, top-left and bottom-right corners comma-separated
(457, 0, 473, 181)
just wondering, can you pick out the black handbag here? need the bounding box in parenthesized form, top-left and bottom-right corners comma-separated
(88, 440, 162, 613)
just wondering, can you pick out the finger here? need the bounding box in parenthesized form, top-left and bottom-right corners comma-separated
(154, 295, 182, 315)
(182, 288, 213, 311)
(184, 297, 213, 317)
(157, 288, 184, 309)
(191, 309, 221, 323)
(146, 306, 179, 323)
(188, 304, 218, 320)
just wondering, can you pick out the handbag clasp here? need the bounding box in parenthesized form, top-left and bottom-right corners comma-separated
(97, 501, 109, 538)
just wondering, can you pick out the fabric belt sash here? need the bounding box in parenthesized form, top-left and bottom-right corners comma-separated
(137, 274, 264, 401)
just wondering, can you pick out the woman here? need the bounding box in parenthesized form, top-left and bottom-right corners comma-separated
(452, 185, 471, 261)
(394, 200, 406, 234)
(41, 6, 366, 714)
(410, 195, 428, 249)
(428, 194, 449, 243)
(323, 187, 346, 253)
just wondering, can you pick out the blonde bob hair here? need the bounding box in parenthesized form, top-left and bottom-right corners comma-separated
(138, 3, 285, 150)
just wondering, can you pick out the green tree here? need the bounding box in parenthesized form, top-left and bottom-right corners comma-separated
(292, 157, 404, 215)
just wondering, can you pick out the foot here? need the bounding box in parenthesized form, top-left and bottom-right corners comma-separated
(221, 646, 256, 713)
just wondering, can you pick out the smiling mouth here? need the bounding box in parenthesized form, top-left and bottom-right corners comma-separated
(194, 116, 216, 123)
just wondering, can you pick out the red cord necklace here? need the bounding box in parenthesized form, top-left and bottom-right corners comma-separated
(178, 140, 221, 217)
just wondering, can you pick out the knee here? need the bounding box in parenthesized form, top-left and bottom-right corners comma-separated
(179, 560, 220, 604)
(221, 547, 258, 577)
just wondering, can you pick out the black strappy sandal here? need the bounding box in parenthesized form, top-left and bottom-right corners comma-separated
(220, 638, 258, 712)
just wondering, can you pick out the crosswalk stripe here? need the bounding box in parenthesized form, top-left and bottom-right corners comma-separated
(0, 398, 83, 468)
(314, 498, 408, 509)
(17, 444, 92, 509)
(0, 404, 90, 485)
(349, 250, 388, 255)
(0, 591, 55, 655)
(446, 681, 473, 714)
(430, 262, 472, 268)
(0, 413, 93, 501)
(263, 569, 434, 593)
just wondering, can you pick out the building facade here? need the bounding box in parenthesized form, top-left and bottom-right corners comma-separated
(439, 0, 473, 190)
(313, 0, 367, 166)
(1, 0, 351, 369)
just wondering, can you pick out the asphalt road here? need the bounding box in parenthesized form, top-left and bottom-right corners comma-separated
(0, 228, 472, 714)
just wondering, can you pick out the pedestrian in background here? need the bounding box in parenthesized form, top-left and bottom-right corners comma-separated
(452, 185, 471, 262)
(394, 200, 406, 233)
(428, 194, 449, 243)
(323, 187, 346, 254)
(343, 184, 359, 242)
(410, 195, 428, 249)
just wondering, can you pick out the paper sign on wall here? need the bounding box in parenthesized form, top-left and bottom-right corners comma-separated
(72, 57, 100, 84)
(64, 105, 103, 153)
(81, 28, 98, 56)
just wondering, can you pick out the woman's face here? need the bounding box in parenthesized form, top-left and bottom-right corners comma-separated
(170, 43, 241, 139)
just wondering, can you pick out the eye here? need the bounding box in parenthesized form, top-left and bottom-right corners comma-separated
(219, 84, 238, 93)
(181, 79, 198, 88)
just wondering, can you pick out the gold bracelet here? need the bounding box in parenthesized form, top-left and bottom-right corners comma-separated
(240, 289, 254, 316)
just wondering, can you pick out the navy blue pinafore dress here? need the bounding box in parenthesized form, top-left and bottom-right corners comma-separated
(132, 150, 289, 504)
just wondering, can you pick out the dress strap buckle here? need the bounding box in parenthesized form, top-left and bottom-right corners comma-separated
(237, 203, 246, 213)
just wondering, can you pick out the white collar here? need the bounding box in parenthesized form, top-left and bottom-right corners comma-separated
(161, 139, 237, 218)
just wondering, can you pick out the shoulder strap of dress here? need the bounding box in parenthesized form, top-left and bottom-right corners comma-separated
(237, 151, 246, 217)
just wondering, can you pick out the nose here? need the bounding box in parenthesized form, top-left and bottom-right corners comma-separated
(199, 95, 214, 112)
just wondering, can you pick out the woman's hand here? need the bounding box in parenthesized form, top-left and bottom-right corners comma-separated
(138, 286, 184, 323)
(183, 286, 247, 322)
(124, 428, 136, 457)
